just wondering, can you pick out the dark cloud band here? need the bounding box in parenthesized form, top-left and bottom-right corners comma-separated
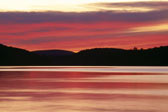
(0, 9, 168, 24)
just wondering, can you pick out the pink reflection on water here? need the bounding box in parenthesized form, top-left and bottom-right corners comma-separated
(0, 70, 168, 112)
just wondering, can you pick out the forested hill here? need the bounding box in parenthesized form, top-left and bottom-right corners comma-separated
(0, 44, 46, 65)
(74, 47, 168, 66)
(0, 44, 168, 66)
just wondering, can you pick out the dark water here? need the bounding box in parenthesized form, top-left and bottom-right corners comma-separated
(0, 67, 168, 112)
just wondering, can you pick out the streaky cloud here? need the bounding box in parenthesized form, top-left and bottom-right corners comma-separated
(0, 9, 168, 24)
(91, 1, 168, 10)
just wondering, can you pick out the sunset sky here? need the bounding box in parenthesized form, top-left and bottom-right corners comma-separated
(0, 0, 168, 51)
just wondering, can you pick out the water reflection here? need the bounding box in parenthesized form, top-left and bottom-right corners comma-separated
(0, 69, 168, 112)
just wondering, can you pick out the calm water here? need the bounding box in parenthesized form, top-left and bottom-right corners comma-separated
(0, 66, 168, 112)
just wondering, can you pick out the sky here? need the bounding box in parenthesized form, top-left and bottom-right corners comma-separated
(0, 0, 168, 51)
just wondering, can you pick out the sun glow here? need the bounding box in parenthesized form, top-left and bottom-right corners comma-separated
(131, 24, 168, 33)
(0, 0, 167, 12)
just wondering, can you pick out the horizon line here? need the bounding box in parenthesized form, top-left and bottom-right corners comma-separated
(1, 43, 168, 53)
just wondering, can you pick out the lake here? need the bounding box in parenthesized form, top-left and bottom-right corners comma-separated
(0, 66, 168, 112)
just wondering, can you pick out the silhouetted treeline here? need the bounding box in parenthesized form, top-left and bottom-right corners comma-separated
(72, 47, 168, 66)
(0, 44, 168, 66)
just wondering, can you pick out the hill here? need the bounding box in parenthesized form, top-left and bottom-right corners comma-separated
(0, 44, 168, 66)
(32, 50, 74, 56)
(0, 44, 47, 65)
(73, 46, 168, 66)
